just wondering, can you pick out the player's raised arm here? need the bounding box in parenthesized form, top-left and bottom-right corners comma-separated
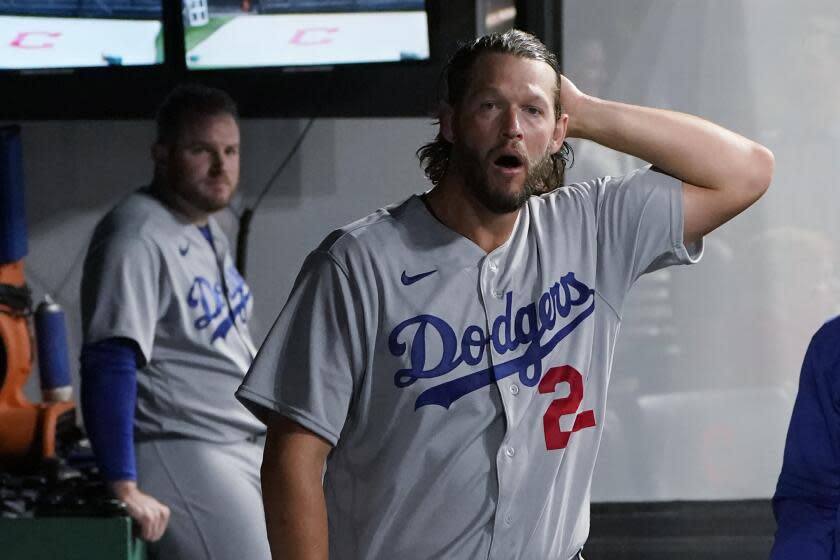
(560, 75, 775, 245)
(261, 414, 332, 560)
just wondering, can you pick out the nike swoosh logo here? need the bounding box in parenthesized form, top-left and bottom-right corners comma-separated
(179, 242, 190, 256)
(401, 269, 437, 286)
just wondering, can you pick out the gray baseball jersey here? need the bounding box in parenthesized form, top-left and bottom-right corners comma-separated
(82, 188, 263, 441)
(237, 165, 703, 559)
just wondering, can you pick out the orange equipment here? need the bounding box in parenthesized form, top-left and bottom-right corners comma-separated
(0, 261, 76, 472)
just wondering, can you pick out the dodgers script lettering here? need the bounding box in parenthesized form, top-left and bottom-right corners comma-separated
(388, 272, 595, 409)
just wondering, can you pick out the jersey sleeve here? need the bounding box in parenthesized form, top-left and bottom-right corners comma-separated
(589, 165, 703, 308)
(771, 319, 840, 558)
(236, 249, 367, 446)
(81, 230, 162, 364)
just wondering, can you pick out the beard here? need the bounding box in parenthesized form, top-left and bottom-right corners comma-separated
(450, 140, 555, 214)
(169, 168, 236, 215)
(189, 185, 233, 214)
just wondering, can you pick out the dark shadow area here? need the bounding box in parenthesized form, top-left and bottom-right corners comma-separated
(586, 500, 775, 559)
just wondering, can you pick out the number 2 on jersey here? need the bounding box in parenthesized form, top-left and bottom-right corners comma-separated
(539, 365, 596, 450)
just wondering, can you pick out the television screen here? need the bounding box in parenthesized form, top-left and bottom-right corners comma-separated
(184, 0, 429, 70)
(0, 1, 163, 71)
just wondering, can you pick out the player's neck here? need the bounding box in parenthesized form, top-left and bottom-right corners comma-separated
(150, 179, 210, 225)
(425, 174, 519, 254)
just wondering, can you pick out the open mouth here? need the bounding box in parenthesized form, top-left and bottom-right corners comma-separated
(493, 154, 524, 170)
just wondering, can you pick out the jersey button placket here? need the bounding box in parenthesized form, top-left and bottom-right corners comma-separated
(483, 252, 517, 555)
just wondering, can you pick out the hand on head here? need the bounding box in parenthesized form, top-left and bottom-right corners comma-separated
(558, 74, 588, 138)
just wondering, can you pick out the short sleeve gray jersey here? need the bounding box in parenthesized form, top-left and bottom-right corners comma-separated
(83, 188, 263, 442)
(237, 166, 703, 559)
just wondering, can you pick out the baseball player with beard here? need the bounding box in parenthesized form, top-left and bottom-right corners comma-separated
(80, 84, 270, 560)
(237, 30, 774, 560)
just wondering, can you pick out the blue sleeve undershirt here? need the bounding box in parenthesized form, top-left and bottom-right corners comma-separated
(80, 337, 143, 482)
(770, 317, 840, 559)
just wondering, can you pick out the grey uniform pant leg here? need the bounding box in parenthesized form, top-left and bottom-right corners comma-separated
(136, 438, 270, 560)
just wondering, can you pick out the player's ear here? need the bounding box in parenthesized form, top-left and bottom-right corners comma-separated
(549, 112, 569, 155)
(439, 103, 456, 144)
